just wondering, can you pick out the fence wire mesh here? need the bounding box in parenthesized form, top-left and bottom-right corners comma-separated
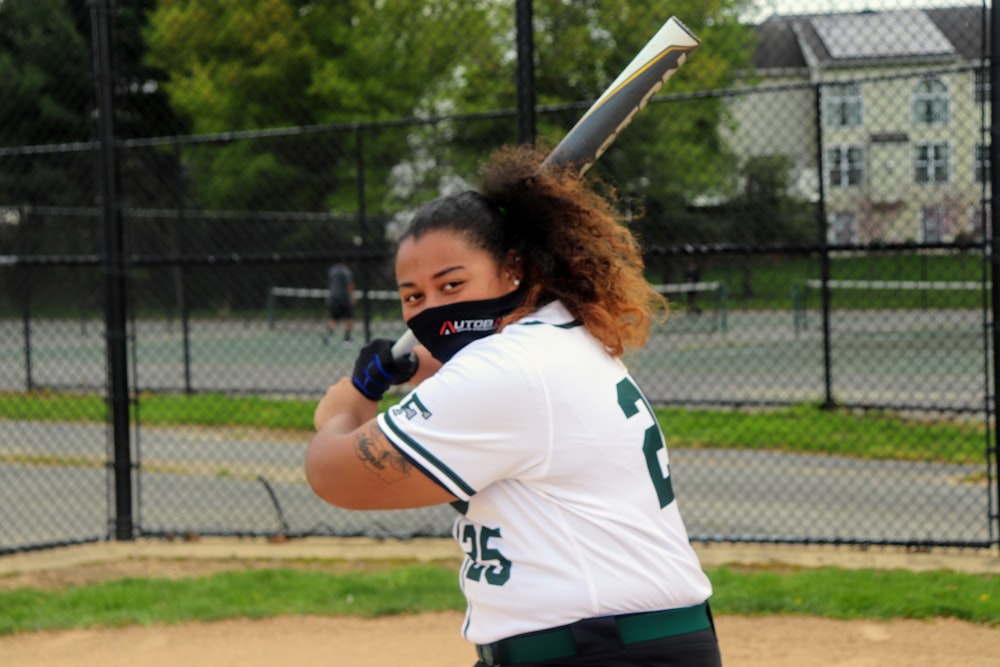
(0, 0, 997, 553)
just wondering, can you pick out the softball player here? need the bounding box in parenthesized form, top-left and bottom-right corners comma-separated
(306, 144, 722, 666)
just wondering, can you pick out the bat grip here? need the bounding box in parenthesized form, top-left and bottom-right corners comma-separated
(391, 329, 418, 360)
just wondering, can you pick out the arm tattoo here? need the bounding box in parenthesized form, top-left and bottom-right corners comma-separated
(354, 423, 413, 483)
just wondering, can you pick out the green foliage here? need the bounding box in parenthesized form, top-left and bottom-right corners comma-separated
(140, 1, 756, 218)
(0, 0, 89, 145)
(145, 0, 317, 134)
(143, 0, 509, 214)
(0, 0, 90, 205)
(730, 155, 815, 245)
(0, 564, 996, 636)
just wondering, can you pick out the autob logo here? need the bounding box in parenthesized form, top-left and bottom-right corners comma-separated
(438, 318, 500, 335)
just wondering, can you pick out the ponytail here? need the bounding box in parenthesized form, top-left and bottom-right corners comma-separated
(480, 144, 666, 356)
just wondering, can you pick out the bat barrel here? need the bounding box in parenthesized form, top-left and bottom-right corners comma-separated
(540, 16, 700, 174)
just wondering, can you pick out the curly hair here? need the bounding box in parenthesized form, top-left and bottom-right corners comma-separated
(480, 144, 667, 356)
(399, 144, 667, 357)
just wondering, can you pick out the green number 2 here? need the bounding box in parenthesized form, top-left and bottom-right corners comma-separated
(616, 377, 675, 508)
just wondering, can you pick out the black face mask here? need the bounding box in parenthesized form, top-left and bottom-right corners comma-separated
(406, 290, 522, 363)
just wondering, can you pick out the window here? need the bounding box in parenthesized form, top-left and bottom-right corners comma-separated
(975, 143, 991, 183)
(920, 206, 946, 243)
(912, 77, 949, 125)
(975, 68, 990, 103)
(829, 211, 857, 244)
(914, 143, 949, 183)
(827, 145, 863, 187)
(825, 82, 862, 128)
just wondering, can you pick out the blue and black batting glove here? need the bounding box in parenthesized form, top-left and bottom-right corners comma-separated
(351, 338, 419, 402)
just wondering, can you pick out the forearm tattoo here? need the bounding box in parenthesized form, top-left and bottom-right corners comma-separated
(354, 423, 413, 483)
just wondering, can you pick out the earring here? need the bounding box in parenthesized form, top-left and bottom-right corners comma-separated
(513, 278, 521, 287)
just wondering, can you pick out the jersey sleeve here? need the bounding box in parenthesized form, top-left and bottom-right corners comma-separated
(376, 338, 550, 500)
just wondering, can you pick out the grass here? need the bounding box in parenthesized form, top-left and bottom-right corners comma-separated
(0, 390, 986, 465)
(0, 563, 996, 636)
(657, 404, 986, 465)
(708, 565, 998, 624)
(0, 390, 315, 431)
(0, 566, 462, 634)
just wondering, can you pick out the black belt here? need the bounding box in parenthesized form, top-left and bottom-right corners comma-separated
(475, 601, 712, 665)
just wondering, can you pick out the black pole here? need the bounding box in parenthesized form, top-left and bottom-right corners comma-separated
(813, 82, 834, 410)
(181, 266, 192, 395)
(355, 126, 372, 342)
(91, 0, 133, 541)
(987, 0, 1000, 545)
(515, 0, 536, 144)
(21, 293, 32, 391)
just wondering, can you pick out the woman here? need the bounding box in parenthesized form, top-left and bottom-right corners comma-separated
(305, 144, 722, 666)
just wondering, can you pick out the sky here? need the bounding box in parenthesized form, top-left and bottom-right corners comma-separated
(752, 0, 979, 19)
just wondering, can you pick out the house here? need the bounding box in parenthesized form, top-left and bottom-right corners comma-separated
(729, 6, 990, 244)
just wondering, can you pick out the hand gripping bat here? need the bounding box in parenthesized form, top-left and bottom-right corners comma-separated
(391, 16, 700, 359)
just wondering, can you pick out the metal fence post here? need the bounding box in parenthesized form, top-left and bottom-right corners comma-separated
(813, 82, 835, 409)
(516, 0, 536, 144)
(21, 292, 32, 391)
(181, 264, 192, 395)
(718, 281, 728, 333)
(355, 125, 372, 343)
(987, 0, 1000, 543)
(792, 281, 801, 334)
(91, 0, 133, 541)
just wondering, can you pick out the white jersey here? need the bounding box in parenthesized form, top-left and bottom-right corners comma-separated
(377, 301, 712, 644)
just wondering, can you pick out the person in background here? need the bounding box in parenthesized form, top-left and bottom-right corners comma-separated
(683, 257, 702, 316)
(323, 260, 355, 345)
(306, 144, 722, 667)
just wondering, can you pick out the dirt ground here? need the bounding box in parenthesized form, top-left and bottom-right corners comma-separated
(1, 538, 998, 667)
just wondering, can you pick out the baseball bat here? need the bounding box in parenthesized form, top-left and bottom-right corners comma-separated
(391, 15, 700, 359)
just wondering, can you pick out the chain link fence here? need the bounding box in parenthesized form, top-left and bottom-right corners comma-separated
(1, 0, 997, 553)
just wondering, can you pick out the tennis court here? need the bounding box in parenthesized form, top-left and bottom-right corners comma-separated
(2, 279, 993, 550)
(0, 300, 986, 413)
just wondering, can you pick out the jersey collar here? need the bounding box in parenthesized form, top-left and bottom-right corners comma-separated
(514, 300, 581, 329)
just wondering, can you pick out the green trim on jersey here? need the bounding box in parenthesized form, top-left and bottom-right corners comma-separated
(519, 318, 582, 329)
(383, 409, 476, 497)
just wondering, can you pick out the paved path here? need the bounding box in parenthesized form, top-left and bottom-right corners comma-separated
(1, 420, 995, 550)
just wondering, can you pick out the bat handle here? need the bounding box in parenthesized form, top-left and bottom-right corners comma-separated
(391, 329, 418, 360)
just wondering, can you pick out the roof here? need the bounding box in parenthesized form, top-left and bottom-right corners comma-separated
(754, 5, 989, 71)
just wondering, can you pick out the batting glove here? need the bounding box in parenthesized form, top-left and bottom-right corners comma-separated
(351, 338, 419, 401)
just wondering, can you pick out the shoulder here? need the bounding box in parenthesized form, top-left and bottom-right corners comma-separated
(502, 301, 605, 363)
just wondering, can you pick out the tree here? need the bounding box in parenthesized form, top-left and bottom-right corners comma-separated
(719, 154, 816, 297)
(142, 0, 755, 266)
(0, 0, 93, 311)
(0, 0, 92, 209)
(144, 0, 507, 218)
